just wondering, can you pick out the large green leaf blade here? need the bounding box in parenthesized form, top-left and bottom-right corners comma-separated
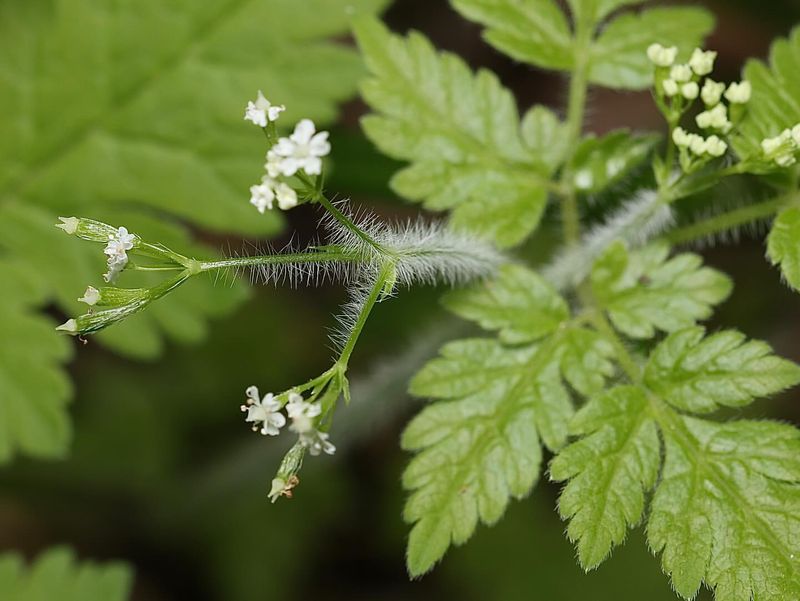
(443, 264, 569, 344)
(551, 386, 660, 570)
(354, 16, 560, 247)
(0, 548, 131, 601)
(589, 7, 714, 89)
(767, 206, 800, 292)
(736, 27, 800, 158)
(649, 417, 800, 600)
(450, 0, 573, 71)
(405, 337, 572, 576)
(591, 241, 732, 340)
(644, 327, 800, 414)
(0, 0, 386, 462)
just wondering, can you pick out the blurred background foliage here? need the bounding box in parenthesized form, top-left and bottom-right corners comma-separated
(1, 0, 799, 599)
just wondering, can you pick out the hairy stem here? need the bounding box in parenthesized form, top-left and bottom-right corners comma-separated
(337, 262, 395, 368)
(663, 196, 789, 245)
(199, 248, 362, 273)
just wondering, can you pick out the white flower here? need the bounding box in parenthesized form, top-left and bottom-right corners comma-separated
(269, 119, 331, 177)
(286, 392, 322, 434)
(689, 48, 716, 76)
(696, 104, 731, 133)
(249, 177, 298, 213)
(672, 127, 691, 148)
(241, 386, 286, 436)
(299, 430, 336, 456)
(701, 79, 726, 106)
(670, 64, 692, 83)
(704, 135, 728, 157)
(725, 81, 752, 104)
(78, 286, 101, 306)
(103, 227, 135, 283)
(647, 43, 678, 67)
(681, 82, 699, 100)
(244, 91, 285, 127)
(661, 79, 679, 97)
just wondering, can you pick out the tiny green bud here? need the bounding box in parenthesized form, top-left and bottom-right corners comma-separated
(56, 217, 79, 235)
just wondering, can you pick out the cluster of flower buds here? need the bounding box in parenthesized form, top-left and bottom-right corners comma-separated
(648, 44, 751, 173)
(243, 91, 331, 213)
(54, 217, 194, 336)
(761, 125, 800, 168)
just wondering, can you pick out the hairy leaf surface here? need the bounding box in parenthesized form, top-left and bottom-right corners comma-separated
(645, 326, 800, 414)
(450, 0, 713, 90)
(553, 327, 800, 600)
(404, 266, 615, 576)
(354, 17, 564, 247)
(550, 386, 660, 569)
(591, 241, 732, 339)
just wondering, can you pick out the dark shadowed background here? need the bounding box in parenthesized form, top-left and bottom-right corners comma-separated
(1, 1, 799, 599)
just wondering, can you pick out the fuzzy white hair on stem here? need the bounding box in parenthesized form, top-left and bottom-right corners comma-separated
(544, 190, 674, 291)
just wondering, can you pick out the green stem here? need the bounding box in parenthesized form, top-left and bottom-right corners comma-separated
(559, 22, 592, 247)
(663, 196, 789, 246)
(199, 248, 362, 272)
(337, 262, 394, 368)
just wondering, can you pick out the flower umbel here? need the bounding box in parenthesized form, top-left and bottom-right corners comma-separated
(244, 90, 285, 127)
(241, 386, 287, 436)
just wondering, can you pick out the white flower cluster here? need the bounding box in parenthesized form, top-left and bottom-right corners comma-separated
(103, 227, 135, 283)
(672, 128, 727, 158)
(243, 92, 331, 214)
(241, 386, 336, 455)
(761, 125, 800, 167)
(647, 44, 754, 168)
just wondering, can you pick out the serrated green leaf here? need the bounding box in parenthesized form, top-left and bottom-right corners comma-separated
(552, 324, 800, 600)
(588, 8, 714, 89)
(648, 416, 800, 600)
(767, 206, 800, 292)
(550, 386, 660, 569)
(0, 547, 131, 601)
(354, 17, 561, 247)
(644, 326, 800, 414)
(443, 264, 569, 344)
(450, 0, 712, 90)
(558, 327, 616, 397)
(0, 0, 385, 462)
(736, 27, 800, 159)
(566, 0, 640, 24)
(570, 131, 659, 193)
(451, 0, 572, 72)
(591, 241, 732, 339)
(520, 106, 571, 174)
(404, 337, 572, 576)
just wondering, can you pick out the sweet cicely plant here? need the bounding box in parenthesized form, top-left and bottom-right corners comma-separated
(54, 1, 800, 599)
